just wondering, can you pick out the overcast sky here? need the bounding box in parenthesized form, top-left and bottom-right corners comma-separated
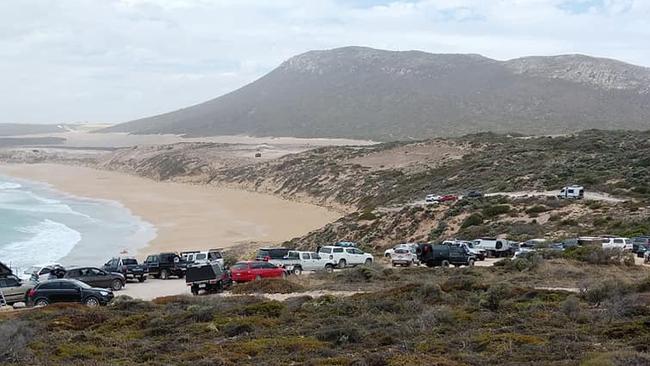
(2, 0, 649, 124)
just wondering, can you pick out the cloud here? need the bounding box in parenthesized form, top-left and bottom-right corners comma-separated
(0, 0, 649, 124)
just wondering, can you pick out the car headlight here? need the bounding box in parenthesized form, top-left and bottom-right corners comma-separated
(100, 291, 109, 296)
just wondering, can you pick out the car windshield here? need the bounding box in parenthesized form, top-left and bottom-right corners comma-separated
(395, 249, 409, 254)
(122, 259, 137, 265)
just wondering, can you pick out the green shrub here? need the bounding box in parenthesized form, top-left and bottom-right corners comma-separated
(241, 301, 285, 317)
(482, 205, 511, 218)
(564, 246, 634, 266)
(232, 279, 305, 294)
(525, 205, 549, 215)
(461, 213, 484, 228)
(358, 209, 378, 221)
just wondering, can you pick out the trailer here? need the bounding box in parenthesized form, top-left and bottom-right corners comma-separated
(472, 238, 515, 258)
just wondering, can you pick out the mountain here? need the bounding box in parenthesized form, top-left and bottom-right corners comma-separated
(102, 47, 650, 140)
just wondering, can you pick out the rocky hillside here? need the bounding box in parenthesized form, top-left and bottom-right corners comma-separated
(102, 47, 650, 140)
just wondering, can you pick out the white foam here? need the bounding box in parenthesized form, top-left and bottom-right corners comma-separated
(0, 219, 81, 272)
(0, 182, 22, 190)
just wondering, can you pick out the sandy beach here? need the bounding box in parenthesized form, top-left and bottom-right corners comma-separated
(0, 163, 340, 257)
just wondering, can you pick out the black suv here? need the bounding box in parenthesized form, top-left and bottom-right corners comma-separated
(28, 279, 114, 307)
(103, 257, 148, 282)
(633, 237, 650, 258)
(416, 243, 476, 267)
(63, 267, 126, 291)
(144, 252, 187, 280)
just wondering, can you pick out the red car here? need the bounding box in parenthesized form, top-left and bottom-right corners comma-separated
(230, 261, 287, 283)
(439, 194, 458, 202)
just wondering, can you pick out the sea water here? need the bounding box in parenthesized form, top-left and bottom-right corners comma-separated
(0, 175, 156, 275)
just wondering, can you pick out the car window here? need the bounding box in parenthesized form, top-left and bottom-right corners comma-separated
(208, 252, 222, 260)
(319, 248, 331, 254)
(251, 262, 265, 269)
(333, 248, 343, 253)
(231, 263, 249, 270)
(614, 239, 623, 244)
(301, 253, 310, 260)
(262, 262, 277, 269)
(38, 267, 52, 275)
(122, 258, 137, 265)
(311, 253, 321, 259)
(60, 281, 79, 290)
(38, 282, 59, 290)
(90, 268, 103, 275)
(66, 269, 80, 277)
(145, 256, 157, 263)
(287, 251, 300, 259)
(195, 253, 207, 261)
(3, 277, 19, 287)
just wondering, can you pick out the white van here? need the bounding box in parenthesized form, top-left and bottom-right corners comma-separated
(558, 185, 584, 199)
(601, 237, 632, 251)
(472, 238, 513, 257)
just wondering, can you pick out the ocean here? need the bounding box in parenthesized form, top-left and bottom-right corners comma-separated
(0, 175, 156, 275)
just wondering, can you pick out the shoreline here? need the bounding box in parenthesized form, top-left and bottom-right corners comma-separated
(0, 163, 340, 258)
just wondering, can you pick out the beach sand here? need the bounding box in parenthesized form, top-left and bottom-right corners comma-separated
(0, 163, 340, 257)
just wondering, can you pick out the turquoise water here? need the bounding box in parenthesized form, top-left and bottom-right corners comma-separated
(0, 175, 156, 274)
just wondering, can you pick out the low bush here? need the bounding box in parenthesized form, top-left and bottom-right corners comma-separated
(0, 320, 36, 363)
(231, 279, 305, 294)
(482, 205, 511, 218)
(564, 246, 634, 266)
(461, 213, 484, 228)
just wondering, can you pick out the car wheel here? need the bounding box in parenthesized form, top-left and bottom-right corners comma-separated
(338, 259, 347, 268)
(255, 275, 262, 281)
(384, 253, 391, 258)
(138, 276, 146, 283)
(160, 269, 169, 280)
(191, 287, 199, 296)
(364, 258, 372, 265)
(325, 264, 334, 273)
(468, 259, 475, 267)
(111, 279, 123, 291)
(441, 260, 450, 268)
(34, 298, 49, 307)
(293, 267, 302, 275)
(85, 297, 100, 307)
(392, 262, 397, 267)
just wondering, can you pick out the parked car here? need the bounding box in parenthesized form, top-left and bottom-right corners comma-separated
(230, 261, 287, 283)
(63, 267, 126, 291)
(186, 262, 232, 295)
(0, 274, 35, 305)
(464, 191, 483, 199)
(283, 251, 336, 274)
(102, 257, 148, 282)
(318, 246, 374, 268)
(27, 279, 114, 307)
(439, 194, 458, 202)
(416, 244, 476, 267)
(21, 264, 66, 281)
(632, 237, 650, 257)
(425, 194, 441, 204)
(442, 240, 486, 261)
(645, 251, 650, 264)
(333, 241, 357, 248)
(472, 238, 515, 257)
(181, 249, 224, 267)
(391, 248, 417, 267)
(255, 247, 291, 266)
(144, 252, 187, 279)
(601, 237, 633, 250)
(384, 243, 417, 258)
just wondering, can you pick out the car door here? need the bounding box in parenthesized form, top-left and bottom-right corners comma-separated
(59, 280, 82, 303)
(145, 255, 160, 274)
(300, 252, 313, 271)
(91, 268, 112, 288)
(38, 281, 63, 303)
(345, 248, 358, 265)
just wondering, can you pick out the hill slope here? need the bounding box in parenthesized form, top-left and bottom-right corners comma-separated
(103, 47, 650, 140)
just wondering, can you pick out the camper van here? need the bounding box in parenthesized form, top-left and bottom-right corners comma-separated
(558, 185, 584, 199)
(472, 238, 514, 257)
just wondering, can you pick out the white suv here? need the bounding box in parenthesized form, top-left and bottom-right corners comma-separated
(319, 246, 374, 268)
(601, 237, 632, 250)
(181, 250, 224, 267)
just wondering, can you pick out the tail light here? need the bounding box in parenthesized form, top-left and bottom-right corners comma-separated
(27, 289, 36, 298)
(264, 256, 270, 262)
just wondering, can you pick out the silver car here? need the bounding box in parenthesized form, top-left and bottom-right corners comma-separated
(0, 275, 35, 305)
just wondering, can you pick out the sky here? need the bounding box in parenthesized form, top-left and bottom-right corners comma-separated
(1, 0, 649, 124)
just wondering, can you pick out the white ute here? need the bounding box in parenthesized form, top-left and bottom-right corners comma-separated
(285, 251, 337, 274)
(319, 246, 374, 268)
